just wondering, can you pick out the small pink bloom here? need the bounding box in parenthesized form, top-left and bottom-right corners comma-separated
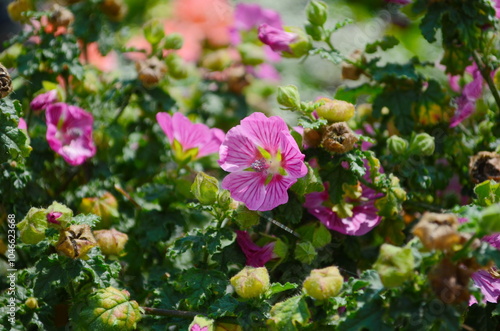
(236, 230, 275, 267)
(46, 103, 96, 166)
(47, 212, 62, 225)
(190, 324, 208, 331)
(219, 112, 307, 211)
(18, 118, 27, 130)
(450, 65, 484, 128)
(304, 163, 383, 236)
(258, 24, 297, 53)
(156, 112, 224, 161)
(31, 90, 58, 111)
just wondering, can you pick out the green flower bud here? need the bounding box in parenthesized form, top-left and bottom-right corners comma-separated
(303, 266, 343, 300)
(409, 133, 435, 156)
(387, 135, 409, 155)
(166, 53, 188, 79)
(70, 287, 142, 331)
(234, 205, 260, 229)
(230, 266, 270, 299)
(191, 172, 219, 205)
(46, 201, 73, 228)
(17, 208, 48, 245)
(56, 224, 97, 259)
(25, 297, 39, 309)
(217, 189, 233, 210)
(282, 27, 312, 59)
(277, 85, 301, 110)
(305, 23, 324, 41)
(144, 19, 165, 46)
(478, 204, 500, 234)
(373, 244, 414, 288)
(306, 1, 328, 26)
(189, 316, 215, 331)
(164, 33, 184, 50)
(93, 228, 128, 257)
(315, 98, 355, 123)
(79, 192, 119, 229)
(237, 43, 266, 65)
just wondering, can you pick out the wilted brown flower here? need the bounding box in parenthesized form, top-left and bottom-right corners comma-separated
(100, 0, 127, 22)
(469, 151, 500, 184)
(412, 212, 462, 251)
(428, 259, 472, 304)
(56, 224, 97, 259)
(321, 122, 358, 153)
(0, 63, 13, 99)
(135, 57, 167, 88)
(49, 4, 74, 29)
(341, 50, 365, 81)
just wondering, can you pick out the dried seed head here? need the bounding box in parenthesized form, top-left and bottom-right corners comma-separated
(56, 224, 97, 259)
(321, 122, 358, 153)
(428, 259, 472, 304)
(49, 4, 74, 29)
(100, 0, 127, 22)
(0, 63, 13, 99)
(135, 57, 167, 88)
(469, 151, 500, 184)
(412, 212, 461, 251)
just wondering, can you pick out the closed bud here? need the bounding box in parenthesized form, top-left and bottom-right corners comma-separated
(144, 20, 165, 46)
(303, 266, 343, 300)
(56, 224, 97, 259)
(7, 0, 33, 23)
(191, 172, 219, 205)
(387, 135, 409, 155)
(70, 287, 142, 330)
(25, 297, 39, 309)
(0, 63, 13, 99)
(282, 27, 312, 58)
(374, 244, 414, 288)
(93, 228, 128, 257)
(201, 49, 232, 71)
(230, 266, 270, 299)
(305, 23, 323, 41)
(49, 4, 74, 29)
(135, 56, 167, 88)
(217, 189, 232, 210)
(412, 212, 461, 251)
(315, 98, 355, 122)
(478, 204, 500, 234)
(321, 122, 358, 154)
(166, 53, 188, 79)
(306, 1, 328, 26)
(409, 133, 435, 156)
(100, 0, 127, 22)
(234, 205, 260, 229)
(277, 85, 301, 110)
(17, 208, 48, 245)
(189, 316, 215, 331)
(79, 192, 119, 229)
(164, 33, 184, 50)
(46, 201, 73, 228)
(237, 43, 265, 65)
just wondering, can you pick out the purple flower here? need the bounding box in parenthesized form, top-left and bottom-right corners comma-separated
(450, 65, 484, 128)
(236, 230, 275, 267)
(156, 112, 225, 161)
(31, 90, 58, 111)
(190, 324, 208, 331)
(304, 163, 383, 236)
(219, 112, 307, 211)
(234, 3, 282, 32)
(46, 103, 96, 166)
(47, 212, 62, 225)
(471, 269, 500, 303)
(258, 24, 297, 53)
(18, 118, 27, 130)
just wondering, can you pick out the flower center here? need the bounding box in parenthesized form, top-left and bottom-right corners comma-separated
(251, 158, 267, 172)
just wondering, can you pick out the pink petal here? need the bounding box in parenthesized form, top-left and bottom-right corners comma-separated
(156, 112, 175, 142)
(236, 231, 275, 267)
(239, 112, 288, 154)
(471, 270, 500, 303)
(280, 131, 307, 178)
(219, 126, 260, 172)
(221, 171, 267, 210)
(257, 175, 297, 211)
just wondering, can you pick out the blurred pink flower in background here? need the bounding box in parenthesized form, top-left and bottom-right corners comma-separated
(45, 103, 96, 166)
(258, 24, 297, 53)
(18, 118, 27, 130)
(156, 112, 225, 161)
(449, 64, 484, 128)
(80, 42, 119, 72)
(30, 90, 58, 111)
(236, 230, 275, 267)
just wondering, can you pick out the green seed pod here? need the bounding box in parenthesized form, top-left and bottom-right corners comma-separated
(17, 208, 48, 245)
(387, 135, 409, 155)
(93, 228, 129, 257)
(306, 1, 328, 26)
(305, 23, 323, 41)
(230, 266, 270, 299)
(191, 172, 219, 205)
(315, 98, 355, 123)
(409, 133, 435, 156)
(303, 266, 343, 300)
(46, 201, 73, 228)
(25, 297, 39, 309)
(277, 85, 301, 110)
(144, 19, 165, 46)
(374, 244, 414, 288)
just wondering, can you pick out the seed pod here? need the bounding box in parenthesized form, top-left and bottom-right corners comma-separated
(469, 151, 500, 184)
(321, 122, 358, 153)
(135, 57, 167, 88)
(303, 266, 343, 300)
(93, 228, 128, 257)
(100, 0, 127, 22)
(0, 63, 13, 99)
(56, 224, 97, 259)
(49, 4, 74, 29)
(230, 266, 270, 299)
(412, 212, 461, 251)
(315, 98, 355, 122)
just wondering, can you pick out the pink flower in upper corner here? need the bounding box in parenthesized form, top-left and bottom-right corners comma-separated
(219, 112, 307, 211)
(304, 163, 383, 236)
(231, 3, 283, 44)
(156, 112, 225, 162)
(18, 118, 27, 130)
(258, 24, 297, 53)
(190, 324, 208, 331)
(31, 90, 58, 111)
(236, 230, 275, 267)
(450, 64, 484, 128)
(46, 103, 96, 166)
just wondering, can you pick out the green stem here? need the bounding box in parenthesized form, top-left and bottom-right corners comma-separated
(403, 200, 444, 213)
(472, 51, 500, 112)
(141, 307, 204, 318)
(110, 89, 133, 126)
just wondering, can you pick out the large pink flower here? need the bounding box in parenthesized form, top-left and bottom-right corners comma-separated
(236, 230, 275, 267)
(156, 112, 225, 161)
(219, 112, 307, 211)
(46, 103, 96, 166)
(31, 90, 58, 111)
(304, 164, 383, 236)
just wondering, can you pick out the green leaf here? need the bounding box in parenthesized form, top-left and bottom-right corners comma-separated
(0, 99, 31, 163)
(309, 48, 344, 64)
(365, 36, 399, 54)
(294, 241, 317, 264)
(474, 180, 500, 206)
(174, 268, 228, 309)
(70, 214, 101, 227)
(267, 296, 311, 331)
(274, 193, 303, 225)
(207, 294, 241, 318)
(267, 282, 299, 296)
(373, 88, 418, 135)
(291, 163, 324, 197)
(334, 83, 382, 104)
(419, 3, 445, 43)
(296, 222, 332, 249)
(297, 116, 328, 130)
(168, 228, 234, 260)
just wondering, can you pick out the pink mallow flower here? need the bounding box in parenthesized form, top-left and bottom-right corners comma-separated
(469, 233, 500, 304)
(156, 112, 225, 162)
(236, 230, 275, 267)
(304, 164, 383, 236)
(46, 103, 96, 166)
(18, 118, 27, 130)
(31, 90, 58, 111)
(219, 112, 307, 211)
(450, 64, 484, 128)
(258, 24, 298, 53)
